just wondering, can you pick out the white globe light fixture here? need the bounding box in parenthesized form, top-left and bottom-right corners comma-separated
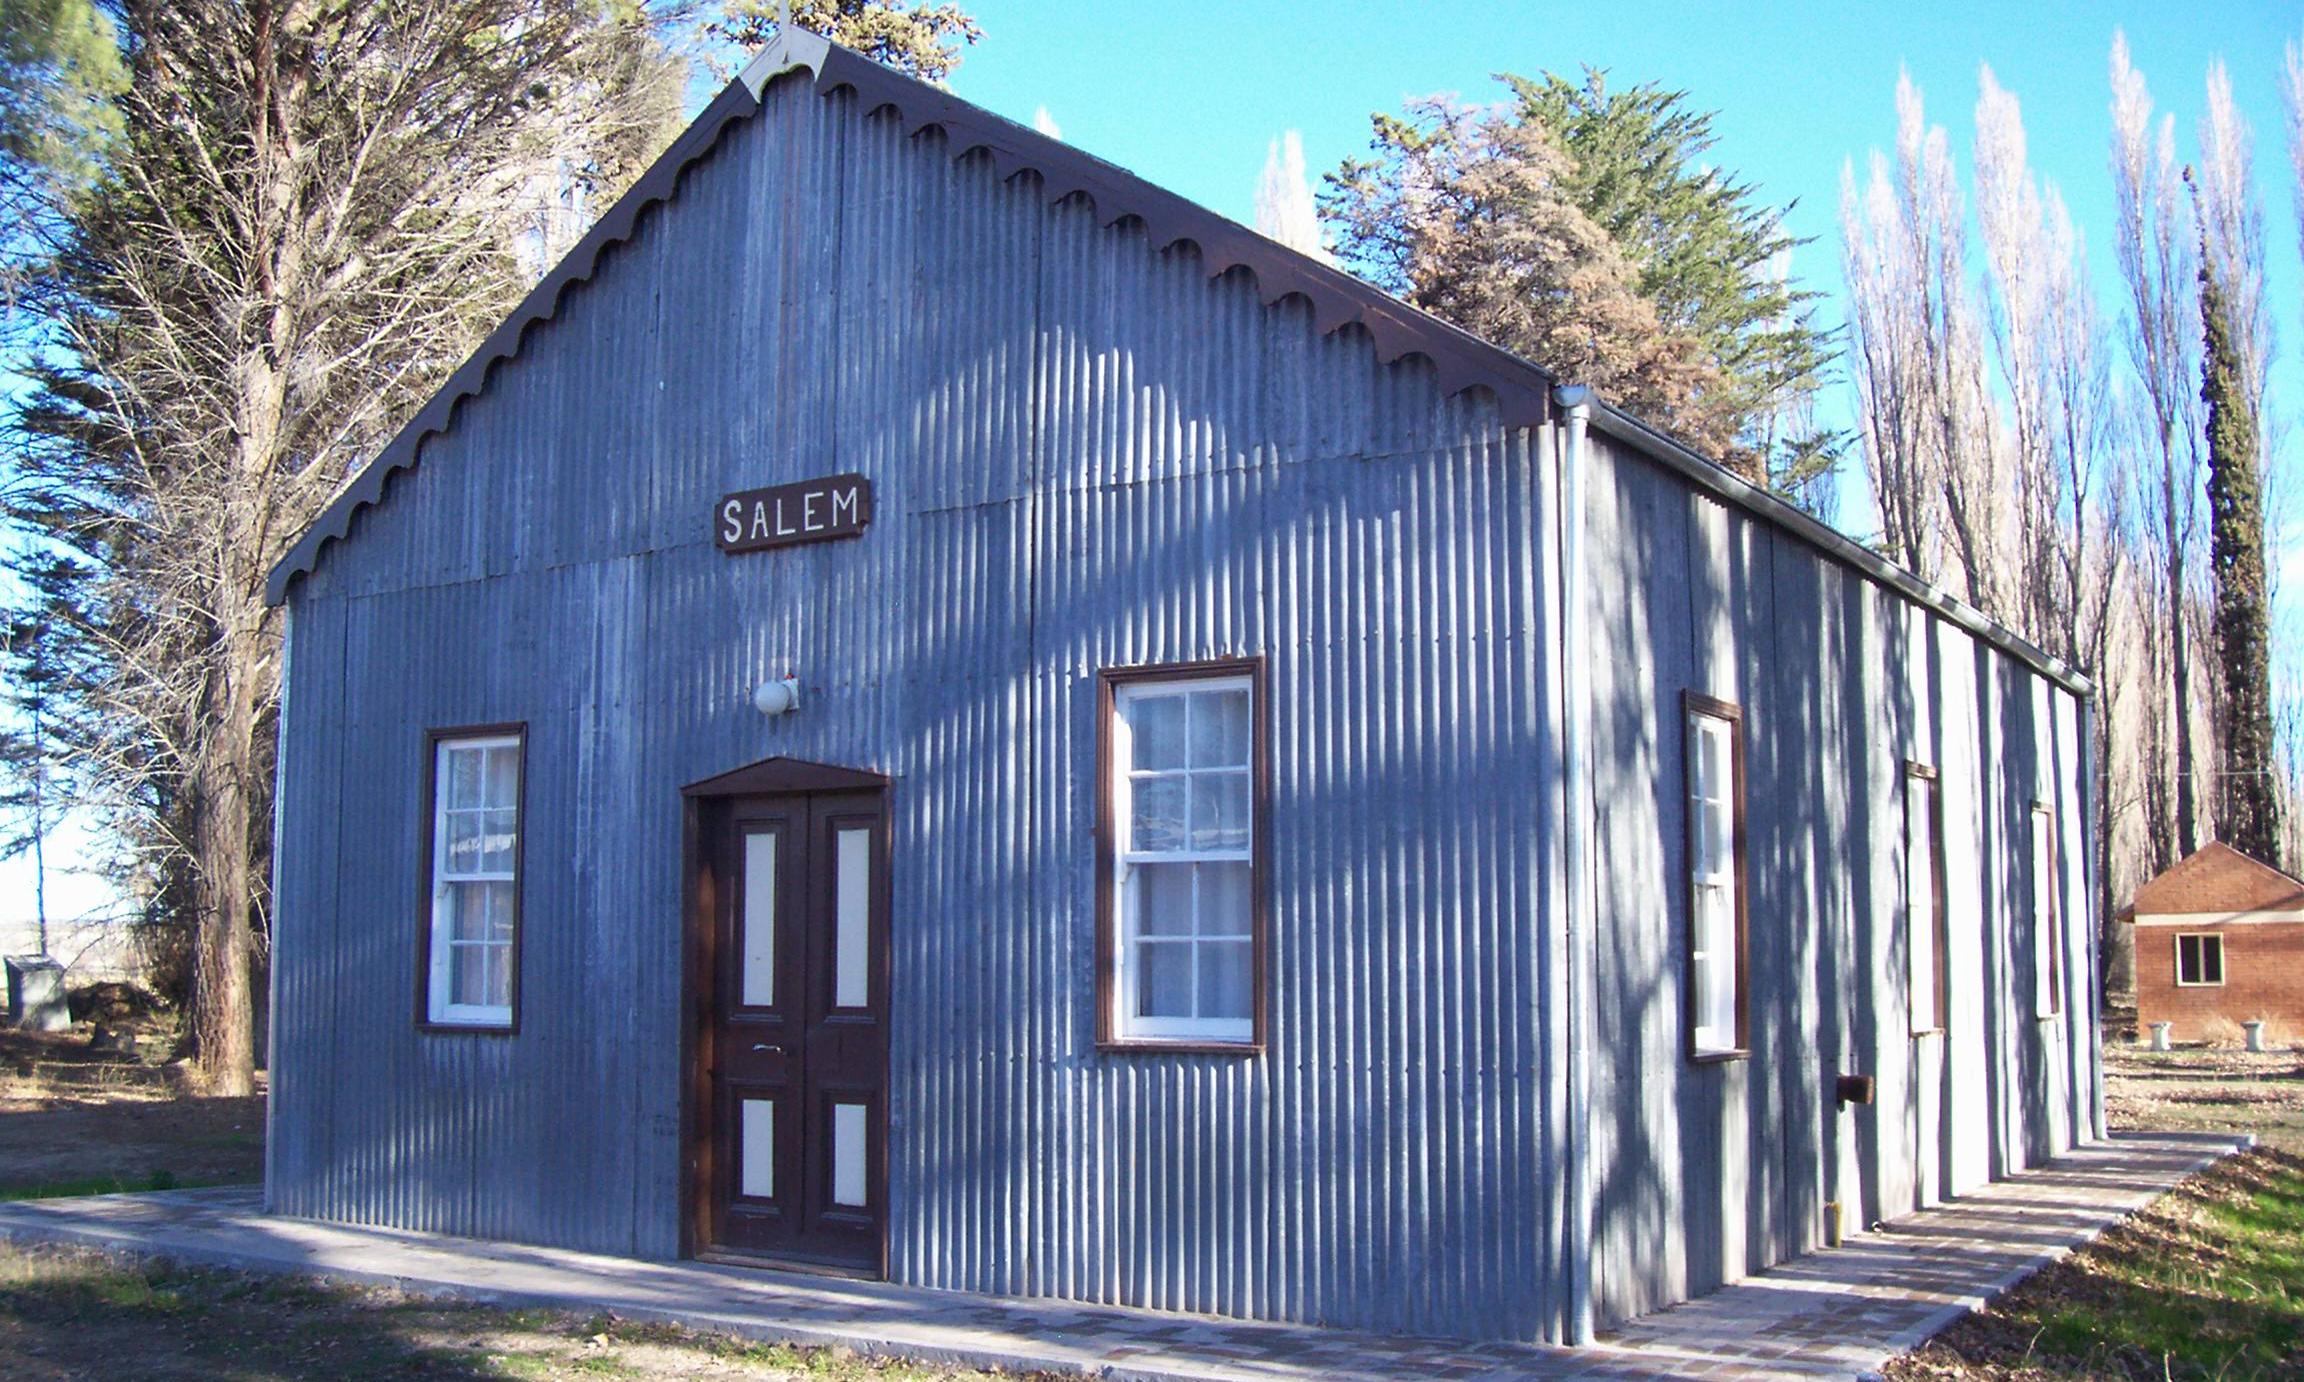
(753, 674, 801, 716)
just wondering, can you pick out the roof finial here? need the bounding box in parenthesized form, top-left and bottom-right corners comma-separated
(778, 0, 792, 34)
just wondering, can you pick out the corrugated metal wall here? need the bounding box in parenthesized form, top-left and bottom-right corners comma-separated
(271, 73, 1561, 1341)
(1579, 433, 2099, 1328)
(270, 62, 2096, 1346)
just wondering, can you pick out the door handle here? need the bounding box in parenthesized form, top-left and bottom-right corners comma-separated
(752, 1044, 784, 1054)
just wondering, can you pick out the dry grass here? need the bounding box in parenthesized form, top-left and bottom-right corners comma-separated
(0, 1240, 1060, 1381)
(1887, 1027, 2304, 1379)
(1885, 1147, 2304, 1381)
(0, 1026, 263, 1195)
(2103, 1040, 2304, 1155)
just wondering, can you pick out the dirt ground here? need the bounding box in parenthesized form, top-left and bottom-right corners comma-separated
(0, 1239, 1056, 1381)
(0, 1027, 263, 1193)
(1885, 1028, 2304, 1379)
(1884, 1144, 2304, 1381)
(2103, 1038, 2304, 1153)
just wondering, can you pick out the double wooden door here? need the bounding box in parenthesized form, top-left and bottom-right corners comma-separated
(698, 789, 888, 1271)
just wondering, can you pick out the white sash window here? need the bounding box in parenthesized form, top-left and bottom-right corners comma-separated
(1104, 668, 1261, 1046)
(425, 730, 523, 1028)
(1684, 696, 1747, 1060)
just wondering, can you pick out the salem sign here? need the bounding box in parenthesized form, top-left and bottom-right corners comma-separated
(716, 473, 873, 554)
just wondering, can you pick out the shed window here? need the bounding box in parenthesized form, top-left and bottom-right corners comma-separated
(1100, 663, 1263, 1047)
(1905, 765, 1948, 1034)
(423, 729, 524, 1029)
(2175, 933, 2225, 988)
(2030, 806, 2062, 1018)
(1684, 694, 1748, 1060)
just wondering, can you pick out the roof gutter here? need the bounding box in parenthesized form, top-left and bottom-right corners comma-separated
(1580, 398, 2093, 700)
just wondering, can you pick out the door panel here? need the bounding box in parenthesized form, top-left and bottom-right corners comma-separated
(701, 791, 887, 1270)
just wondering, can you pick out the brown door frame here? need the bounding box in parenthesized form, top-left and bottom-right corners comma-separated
(680, 756, 892, 1275)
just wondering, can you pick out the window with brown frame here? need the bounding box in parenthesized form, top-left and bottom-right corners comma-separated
(1096, 659, 1266, 1051)
(1904, 764, 1948, 1035)
(2029, 804, 2062, 1018)
(419, 725, 525, 1031)
(1683, 692, 1748, 1061)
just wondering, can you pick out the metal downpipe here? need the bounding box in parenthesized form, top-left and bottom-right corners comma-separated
(1554, 384, 1596, 1346)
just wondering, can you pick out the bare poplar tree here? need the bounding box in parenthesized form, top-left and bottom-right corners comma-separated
(1845, 62, 2184, 984)
(2110, 31, 2209, 865)
(1840, 72, 2011, 615)
(1970, 66, 2143, 970)
(1974, 67, 2122, 668)
(1254, 130, 1328, 262)
(7, 1, 687, 1093)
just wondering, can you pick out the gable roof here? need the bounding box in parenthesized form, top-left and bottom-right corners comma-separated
(261, 29, 1560, 608)
(682, 754, 891, 796)
(2126, 842, 2304, 917)
(255, 31, 2092, 703)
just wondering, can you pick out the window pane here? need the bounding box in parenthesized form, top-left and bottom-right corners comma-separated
(1700, 799, 1730, 878)
(834, 826, 871, 1008)
(1129, 862, 1194, 936)
(483, 941, 511, 1008)
(741, 831, 776, 1007)
(484, 745, 519, 808)
(1907, 778, 1939, 1029)
(740, 1099, 775, 1200)
(1189, 772, 1251, 851)
(1198, 939, 1252, 1019)
(485, 881, 515, 942)
(1131, 776, 1187, 852)
(1191, 689, 1251, 767)
(1691, 720, 1718, 802)
(1197, 861, 1252, 937)
(1137, 941, 1193, 1017)
(1127, 694, 1187, 770)
(2206, 938, 2223, 985)
(446, 881, 486, 940)
(1694, 886, 1736, 1047)
(1909, 901, 1938, 1026)
(448, 748, 482, 809)
(451, 941, 491, 1007)
(481, 809, 518, 873)
(445, 812, 482, 875)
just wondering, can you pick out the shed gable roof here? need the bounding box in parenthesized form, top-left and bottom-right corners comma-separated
(262, 29, 1558, 607)
(2128, 842, 2304, 917)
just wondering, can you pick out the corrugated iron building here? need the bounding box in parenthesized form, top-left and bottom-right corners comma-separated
(264, 32, 2103, 1346)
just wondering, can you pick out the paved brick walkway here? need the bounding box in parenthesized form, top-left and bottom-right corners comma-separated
(0, 1132, 2246, 1381)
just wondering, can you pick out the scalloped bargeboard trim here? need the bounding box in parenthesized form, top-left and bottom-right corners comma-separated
(262, 39, 1557, 607)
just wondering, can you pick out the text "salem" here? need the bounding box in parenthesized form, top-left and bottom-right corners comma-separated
(716, 473, 874, 554)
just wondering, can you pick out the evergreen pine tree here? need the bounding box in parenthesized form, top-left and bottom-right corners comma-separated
(2196, 239, 2281, 862)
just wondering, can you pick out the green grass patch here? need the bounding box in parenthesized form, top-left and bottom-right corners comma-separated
(1893, 1147, 2304, 1380)
(0, 1169, 188, 1201)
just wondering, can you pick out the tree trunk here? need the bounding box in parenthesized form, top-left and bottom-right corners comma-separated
(2164, 460, 2198, 862)
(189, 631, 259, 1096)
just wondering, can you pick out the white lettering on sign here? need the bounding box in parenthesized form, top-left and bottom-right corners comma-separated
(715, 473, 874, 555)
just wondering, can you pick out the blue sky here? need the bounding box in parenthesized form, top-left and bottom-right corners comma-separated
(9, 3, 2304, 945)
(945, 2, 2304, 525)
(943, 0, 2304, 703)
